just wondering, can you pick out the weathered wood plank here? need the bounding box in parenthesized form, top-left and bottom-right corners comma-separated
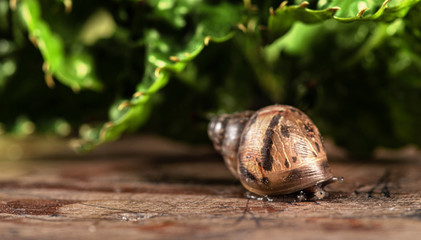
(0, 136, 421, 240)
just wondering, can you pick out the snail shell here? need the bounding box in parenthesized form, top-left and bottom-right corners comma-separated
(208, 105, 339, 199)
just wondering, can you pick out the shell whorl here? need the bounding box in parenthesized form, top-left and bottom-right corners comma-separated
(208, 111, 253, 177)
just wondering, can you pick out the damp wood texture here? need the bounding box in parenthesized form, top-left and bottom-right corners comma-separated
(0, 136, 421, 240)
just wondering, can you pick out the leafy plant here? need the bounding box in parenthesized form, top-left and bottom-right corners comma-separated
(1, 0, 420, 157)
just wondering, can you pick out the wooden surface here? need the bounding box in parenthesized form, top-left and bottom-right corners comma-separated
(1, 135, 421, 240)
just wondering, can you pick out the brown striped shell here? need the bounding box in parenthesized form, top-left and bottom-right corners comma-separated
(208, 105, 338, 199)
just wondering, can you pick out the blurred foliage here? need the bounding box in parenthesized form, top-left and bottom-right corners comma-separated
(0, 0, 421, 157)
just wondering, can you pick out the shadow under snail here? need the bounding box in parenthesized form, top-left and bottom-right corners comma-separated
(208, 105, 343, 201)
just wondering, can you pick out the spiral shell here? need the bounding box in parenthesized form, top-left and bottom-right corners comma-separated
(208, 105, 338, 199)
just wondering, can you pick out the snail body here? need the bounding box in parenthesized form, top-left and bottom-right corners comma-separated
(208, 105, 341, 200)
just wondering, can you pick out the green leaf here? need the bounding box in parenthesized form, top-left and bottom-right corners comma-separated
(74, 2, 241, 152)
(18, 0, 102, 91)
(268, 2, 339, 41)
(331, 0, 420, 22)
(268, 0, 421, 42)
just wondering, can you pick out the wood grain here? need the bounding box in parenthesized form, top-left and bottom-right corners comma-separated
(0, 136, 421, 240)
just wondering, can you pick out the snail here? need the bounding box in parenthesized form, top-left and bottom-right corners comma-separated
(208, 105, 342, 201)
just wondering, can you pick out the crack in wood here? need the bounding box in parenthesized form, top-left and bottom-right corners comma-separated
(354, 170, 392, 198)
(78, 202, 172, 221)
(235, 199, 261, 227)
